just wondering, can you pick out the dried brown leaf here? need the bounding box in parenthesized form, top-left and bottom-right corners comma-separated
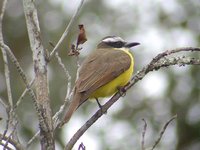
(76, 24, 87, 48)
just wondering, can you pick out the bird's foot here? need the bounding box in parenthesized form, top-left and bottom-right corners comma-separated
(117, 86, 126, 97)
(95, 98, 107, 115)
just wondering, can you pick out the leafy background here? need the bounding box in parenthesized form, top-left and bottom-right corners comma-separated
(0, 0, 200, 149)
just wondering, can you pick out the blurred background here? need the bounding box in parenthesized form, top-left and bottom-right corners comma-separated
(0, 0, 200, 149)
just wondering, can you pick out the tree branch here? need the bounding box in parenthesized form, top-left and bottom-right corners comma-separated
(26, 1, 85, 146)
(55, 52, 72, 99)
(65, 47, 200, 150)
(0, 97, 8, 109)
(23, 0, 54, 149)
(17, 0, 85, 113)
(0, 0, 38, 126)
(0, 0, 23, 147)
(0, 0, 13, 108)
(141, 119, 147, 150)
(151, 115, 177, 150)
(0, 133, 23, 150)
(0, 43, 38, 117)
(15, 77, 35, 108)
(0, 0, 8, 110)
(49, 0, 85, 58)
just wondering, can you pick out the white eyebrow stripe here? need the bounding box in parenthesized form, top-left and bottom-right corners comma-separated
(102, 37, 125, 43)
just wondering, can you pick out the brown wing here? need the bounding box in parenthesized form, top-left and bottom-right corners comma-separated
(76, 49, 131, 99)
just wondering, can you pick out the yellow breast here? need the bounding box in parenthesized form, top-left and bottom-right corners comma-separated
(89, 49, 134, 99)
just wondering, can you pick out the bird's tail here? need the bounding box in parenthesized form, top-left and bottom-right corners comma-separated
(63, 92, 81, 124)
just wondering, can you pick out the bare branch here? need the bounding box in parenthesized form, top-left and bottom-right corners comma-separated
(17, 1, 85, 145)
(1, 107, 10, 145)
(65, 47, 200, 149)
(143, 47, 200, 74)
(54, 24, 87, 124)
(0, 0, 23, 146)
(3, 121, 20, 150)
(1, 47, 13, 107)
(0, 36, 38, 100)
(56, 51, 72, 89)
(25, 51, 73, 148)
(0, 40, 37, 149)
(0, 97, 8, 109)
(127, 47, 200, 91)
(22, 1, 85, 131)
(0, 0, 7, 25)
(23, 0, 54, 149)
(0, 0, 13, 108)
(151, 115, 177, 150)
(0, 37, 37, 112)
(26, 132, 39, 149)
(0, 142, 13, 150)
(141, 119, 147, 150)
(55, 52, 72, 97)
(14, 0, 85, 119)
(15, 78, 35, 108)
(0, 133, 23, 150)
(145, 47, 199, 66)
(78, 142, 86, 150)
(49, 0, 85, 58)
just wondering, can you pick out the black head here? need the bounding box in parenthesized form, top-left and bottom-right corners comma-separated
(97, 36, 140, 48)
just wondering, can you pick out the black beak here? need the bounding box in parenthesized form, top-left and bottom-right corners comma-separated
(124, 42, 140, 48)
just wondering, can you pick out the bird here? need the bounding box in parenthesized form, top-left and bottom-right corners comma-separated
(63, 36, 140, 123)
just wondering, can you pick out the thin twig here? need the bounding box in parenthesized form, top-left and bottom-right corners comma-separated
(56, 56, 80, 127)
(0, 0, 7, 27)
(50, 4, 84, 124)
(26, 0, 85, 144)
(9, 110, 21, 146)
(0, 0, 22, 146)
(127, 48, 200, 91)
(144, 47, 200, 74)
(0, 133, 23, 150)
(26, 132, 39, 149)
(0, 43, 38, 117)
(49, 0, 85, 58)
(0, 97, 8, 109)
(151, 115, 177, 150)
(26, 89, 74, 149)
(55, 52, 72, 97)
(0, 44, 33, 149)
(53, 46, 83, 125)
(0, 143, 12, 150)
(14, 0, 85, 119)
(49, 42, 73, 126)
(1, 106, 10, 145)
(24, 0, 85, 146)
(49, 42, 72, 100)
(53, 52, 72, 124)
(15, 77, 35, 108)
(3, 120, 20, 150)
(65, 48, 200, 149)
(0, 0, 13, 108)
(1, 50, 13, 107)
(78, 142, 86, 150)
(141, 119, 147, 150)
